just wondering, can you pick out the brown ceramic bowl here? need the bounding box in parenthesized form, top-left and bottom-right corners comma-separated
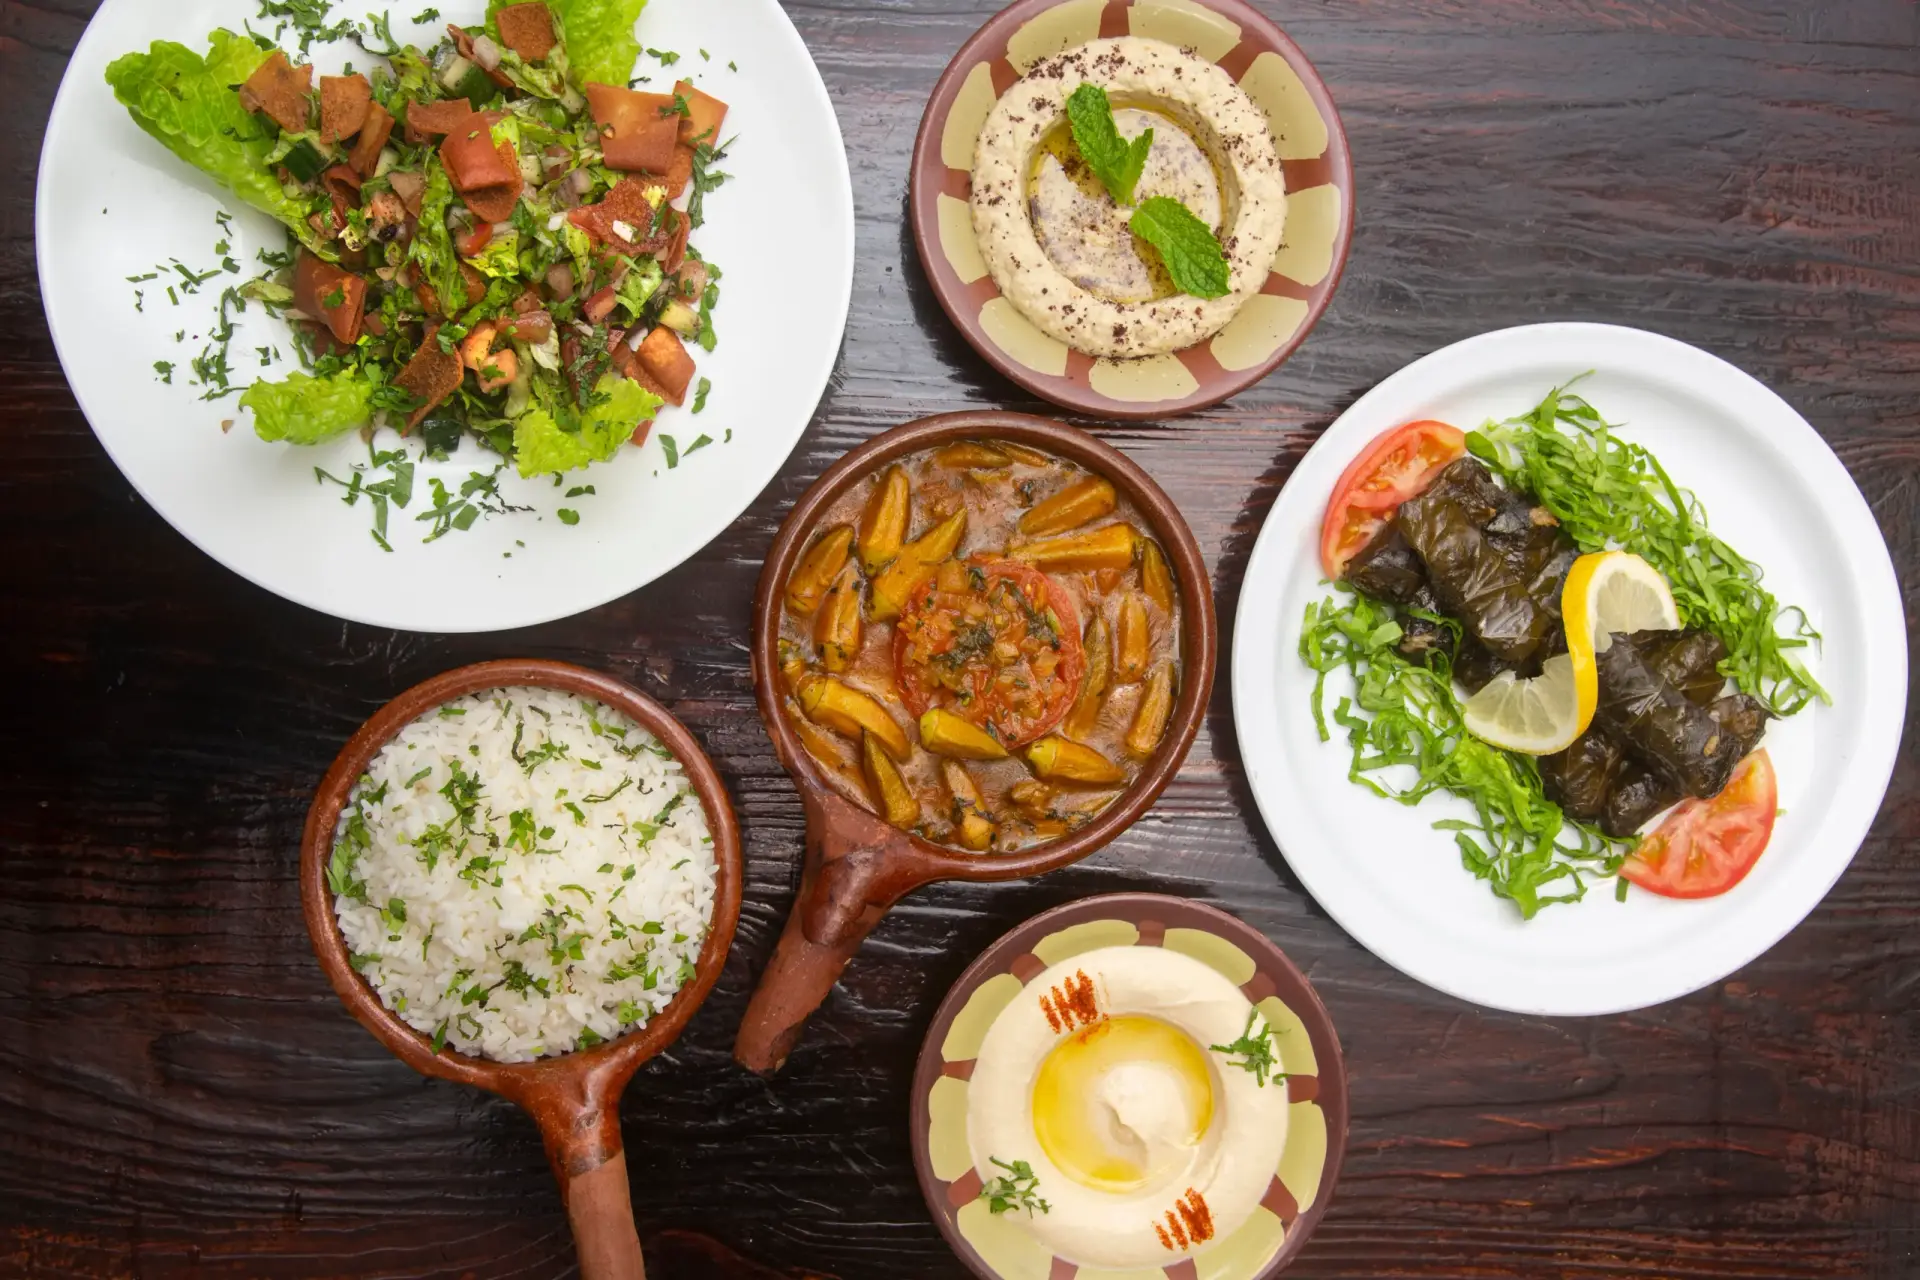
(733, 412, 1217, 1073)
(300, 659, 743, 1280)
(910, 893, 1347, 1279)
(909, 0, 1354, 420)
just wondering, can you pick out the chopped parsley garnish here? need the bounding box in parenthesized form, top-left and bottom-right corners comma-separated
(556, 508, 580, 525)
(978, 1158, 1049, 1216)
(659, 434, 680, 469)
(691, 377, 711, 413)
(1209, 1010, 1288, 1087)
(645, 47, 680, 65)
(154, 361, 175, 384)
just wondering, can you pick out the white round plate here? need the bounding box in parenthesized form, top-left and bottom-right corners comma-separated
(37, 0, 853, 632)
(1233, 322, 1905, 1015)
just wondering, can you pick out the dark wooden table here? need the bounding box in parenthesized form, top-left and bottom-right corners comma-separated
(4, 1, 1918, 1276)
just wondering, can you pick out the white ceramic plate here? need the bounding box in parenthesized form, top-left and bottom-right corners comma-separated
(37, 0, 853, 632)
(1233, 322, 1905, 1015)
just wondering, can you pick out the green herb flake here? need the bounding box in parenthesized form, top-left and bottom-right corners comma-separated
(978, 1158, 1049, 1216)
(1209, 1010, 1288, 1087)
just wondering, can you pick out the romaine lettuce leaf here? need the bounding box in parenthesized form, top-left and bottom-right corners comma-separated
(105, 32, 333, 259)
(550, 0, 647, 92)
(242, 370, 373, 444)
(465, 229, 523, 278)
(513, 374, 660, 476)
(409, 158, 468, 317)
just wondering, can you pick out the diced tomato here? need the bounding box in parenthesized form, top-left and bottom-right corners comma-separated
(349, 102, 395, 177)
(671, 80, 728, 147)
(458, 223, 494, 258)
(495, 2, 557, 61)
(582, 287, 619, 325)
(1319, 419, 1468, 578)
(636, 326, 695, 405)
(293, 252, 367, 347)
(894, 561, 1085, 748)
(585, 83, 680, 173)
(318, 73, 372, 145)
(1620, 751, 1777, 899)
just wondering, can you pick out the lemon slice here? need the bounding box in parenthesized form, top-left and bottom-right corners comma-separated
(1462, 551, 1679, 756)
(1462, 653, 1589, 755)
(1562, 550, 1681, 643)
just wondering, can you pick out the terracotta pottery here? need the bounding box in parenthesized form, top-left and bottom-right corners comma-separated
(909, 0, 1354, 420)
(910, 893, 1348, 1279)
(300, 659, 744, 1280)
(734, 412, 1217, 1074)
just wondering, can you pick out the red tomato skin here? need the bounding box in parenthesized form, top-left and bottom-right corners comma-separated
(1620, 750, 1778, 899)
(458, 223, 493, 258)
(1318, 420, 1467, 579)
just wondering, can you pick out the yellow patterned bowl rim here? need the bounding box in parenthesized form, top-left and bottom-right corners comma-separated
(907, 0, 1355, 420)
(909, 893, 1349, 1280)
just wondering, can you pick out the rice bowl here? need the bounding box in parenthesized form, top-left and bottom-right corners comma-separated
(329, 686, 716, 1063)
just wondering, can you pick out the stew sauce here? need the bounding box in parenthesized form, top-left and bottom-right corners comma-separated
(778, 439, 1185, 853)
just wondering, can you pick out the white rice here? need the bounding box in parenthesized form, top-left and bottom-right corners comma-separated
(330, 687, 715, 1062)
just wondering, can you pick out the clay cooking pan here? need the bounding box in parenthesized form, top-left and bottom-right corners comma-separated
(301, 659, 743, 1280)
(734, 412, 1217, 1073)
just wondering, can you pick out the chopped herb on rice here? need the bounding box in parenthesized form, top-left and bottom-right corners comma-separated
(330, 688, 714, 1062)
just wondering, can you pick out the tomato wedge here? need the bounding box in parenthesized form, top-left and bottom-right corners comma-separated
(1318, 419, 1467, 578)
(1620, 750, 1777, 899)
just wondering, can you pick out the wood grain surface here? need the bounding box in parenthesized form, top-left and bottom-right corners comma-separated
(2, 1, 1917, 1277)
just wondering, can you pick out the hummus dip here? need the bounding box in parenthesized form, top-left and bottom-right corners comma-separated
(965, 945, 1290, 1269)
(969, 37, 1287, 360)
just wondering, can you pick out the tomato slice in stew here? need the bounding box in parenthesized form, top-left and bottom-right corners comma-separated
(894, 560, 1085, 749)
(1619, 750, 1777, 899)
(1319, 419, 1467, 578)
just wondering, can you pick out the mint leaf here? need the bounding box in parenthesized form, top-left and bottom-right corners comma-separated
(1066, 84, 1152, 206)
(1129, 196, 1230, 299)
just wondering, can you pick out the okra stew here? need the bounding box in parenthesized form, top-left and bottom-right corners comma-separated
(778, 439, 1185, 854)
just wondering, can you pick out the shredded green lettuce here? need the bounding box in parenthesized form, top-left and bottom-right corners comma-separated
(548, 0, 647, 91)
(408, 158, 468, 318)
(105, 31, 335, 258)
(1469, 382, 1828, 716)
(1301, 588, 1627, 918)
(615, 258, 663, 322)
(513, 375, 661, 477)
(465, 229, 523, 278)
(242, 370, 373, 444)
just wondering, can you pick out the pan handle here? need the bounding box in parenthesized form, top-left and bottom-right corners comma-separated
(524, 1063, 648, 1279)
(565, 1152, 646, 1280)
(734, 790, 945, 1073)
